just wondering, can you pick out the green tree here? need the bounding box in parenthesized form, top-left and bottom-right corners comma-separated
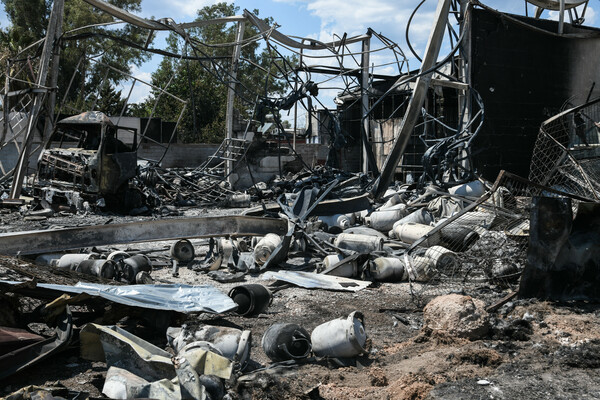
(0, 0, 150, 114)
(138, 3, 296, 143)
(95, 83, 126, 116)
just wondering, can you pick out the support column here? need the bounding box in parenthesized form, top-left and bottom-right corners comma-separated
(361, 35, 371, 174)
(458, 0, 472, 176)
(226, 20, 245, 185)
(293, 45, 304, 149)
(372, 0, 451, 199)
(10, 0, 64, 200)
(43, 0, 65, 142)
(558, 0, 566, 34)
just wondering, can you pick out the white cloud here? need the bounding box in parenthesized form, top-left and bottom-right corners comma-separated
(170, 0, 217, 18)
(126, 65, 153, 103)
(289, 0, 446, 73)
(548, 10, 560, 21)
(548, 4, 594, 24)
(140, 0, 223, 20)
(583, 5, 596, 25)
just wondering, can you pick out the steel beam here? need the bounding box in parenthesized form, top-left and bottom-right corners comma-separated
(361, 35, 371, 174)
(9, 0, 64, 200)
(0, 216, 287, 256)
(226, 20, 245, 185)
(372, 0, 451, 199)
(559, 0, 566, 34)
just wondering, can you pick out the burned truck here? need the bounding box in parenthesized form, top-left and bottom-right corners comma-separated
(36, 111, 140, 210)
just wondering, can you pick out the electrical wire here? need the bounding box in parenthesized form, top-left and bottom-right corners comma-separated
(406, 0, 428, 62)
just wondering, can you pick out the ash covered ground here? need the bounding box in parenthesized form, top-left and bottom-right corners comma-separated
(1, 206, 600, 400)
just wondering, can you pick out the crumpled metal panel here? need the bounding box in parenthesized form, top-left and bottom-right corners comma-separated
(0, 281, 238, 314)
(262, 271, 371, 292)
(0, 327, 44, 355)
(0, 306, 73, 379)
(100, 152, 137, 193)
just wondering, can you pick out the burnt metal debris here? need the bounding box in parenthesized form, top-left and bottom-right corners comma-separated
(1, 0, 600, 398)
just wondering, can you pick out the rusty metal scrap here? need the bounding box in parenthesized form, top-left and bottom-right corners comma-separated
(0, 306, 73, 380)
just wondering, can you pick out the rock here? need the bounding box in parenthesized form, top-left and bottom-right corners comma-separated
(423, 294, 489, 339)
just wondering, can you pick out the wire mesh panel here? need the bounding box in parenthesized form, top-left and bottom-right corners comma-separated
(529, 97, 600, 201)
(399, 170, 591, 305)
(400, 176, 525, 304)
(0, 52, 46, 183)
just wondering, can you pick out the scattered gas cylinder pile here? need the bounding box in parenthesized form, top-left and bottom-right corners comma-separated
(0, 171, 532, 399)
(188, 176, 526, 293)
(93, 308, 367, 399)
(0, 272, 369, 399)
(33, 251, 155, 284)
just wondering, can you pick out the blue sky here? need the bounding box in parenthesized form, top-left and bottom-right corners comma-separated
(1, 0, 598, 120)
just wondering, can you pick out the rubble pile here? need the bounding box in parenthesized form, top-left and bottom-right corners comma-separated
(2, 0, 600, 398)
(0, 169, 538, 399)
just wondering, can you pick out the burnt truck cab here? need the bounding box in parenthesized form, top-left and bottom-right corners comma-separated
(37, 111, 137, 198)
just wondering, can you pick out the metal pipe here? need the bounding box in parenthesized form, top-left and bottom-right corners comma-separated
(559, 0, 566, 34)
(361, 35, 371, 174)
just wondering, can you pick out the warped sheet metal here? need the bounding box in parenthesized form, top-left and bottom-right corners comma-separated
(242, 9, 369, 50)
(80, 324, 233, 384)
(243, 194, 371, 217)
(81, 324, 176, 381)
(0, 281, 238, 314)
(0, 307, 73, 379)
(262, 271, 371, 292)
(0, 327, 44, 354)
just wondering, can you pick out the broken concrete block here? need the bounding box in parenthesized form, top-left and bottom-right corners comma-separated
(423, 294, 489, 340)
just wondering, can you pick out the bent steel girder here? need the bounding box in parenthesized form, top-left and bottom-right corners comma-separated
(0, 216, 287, 256)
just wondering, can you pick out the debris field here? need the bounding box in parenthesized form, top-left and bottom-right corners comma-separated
(1, 0, 600, 399)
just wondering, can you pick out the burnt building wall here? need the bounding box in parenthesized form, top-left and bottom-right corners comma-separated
(470, 8, 600, 180)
